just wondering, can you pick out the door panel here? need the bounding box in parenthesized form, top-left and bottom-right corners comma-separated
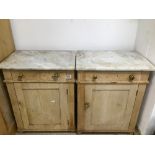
(92, 90, 129, 125)
(14, 83, 69, 130)
(84, 84, 138, 131)
(23, 89, 61, 125)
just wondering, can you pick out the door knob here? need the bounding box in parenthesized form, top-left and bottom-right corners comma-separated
(84, 102, 90, 110)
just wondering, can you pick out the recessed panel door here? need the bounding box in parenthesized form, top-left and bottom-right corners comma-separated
(83, 84, 138, 131)
(14, 83, 69, 131)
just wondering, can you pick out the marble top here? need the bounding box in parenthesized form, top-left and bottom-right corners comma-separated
(76, 50, 155, 71)
(0, 50, 75, 70)
(0, 50, 155, 71)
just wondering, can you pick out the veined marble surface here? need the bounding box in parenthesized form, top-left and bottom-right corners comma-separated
(0, 50, 75, 70)
(1, 50, 155, 71)
(76, 50, 155, 71)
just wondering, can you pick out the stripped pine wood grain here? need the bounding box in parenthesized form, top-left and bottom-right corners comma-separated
(3, 70, 75, 131)
(0, 72, 16, 134)
(77, 71, 150, 133)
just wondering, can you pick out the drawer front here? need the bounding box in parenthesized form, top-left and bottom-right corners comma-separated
(78, 71, 149, 83)
(10, 70, 75, 82)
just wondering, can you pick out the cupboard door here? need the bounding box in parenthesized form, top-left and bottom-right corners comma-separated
(14, 83, 70, 131)
(82, 84, 138, 131)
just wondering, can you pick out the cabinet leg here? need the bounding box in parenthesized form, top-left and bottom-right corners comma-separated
(17, 130, 24, 134)
(77, 131, 83, 135)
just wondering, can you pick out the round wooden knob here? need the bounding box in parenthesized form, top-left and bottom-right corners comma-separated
(129, 75, 135, 81)
(92, 75, 97, 81)
(18, 74, 24, 81)
(84, 102, 90, 110)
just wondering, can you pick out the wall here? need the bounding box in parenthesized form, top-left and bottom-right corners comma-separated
(136, 20, 155, 134)
(10, 19, 138, 50)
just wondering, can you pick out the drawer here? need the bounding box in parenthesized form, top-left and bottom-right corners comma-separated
(9, 70, 75, 82)
(78, 71, 149, 83)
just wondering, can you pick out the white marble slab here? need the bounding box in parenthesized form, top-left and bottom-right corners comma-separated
(0, 50, 75, 70)
(76, 50, 155, 71)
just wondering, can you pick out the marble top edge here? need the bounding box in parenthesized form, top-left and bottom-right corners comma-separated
(16, 50, 76, 52)
(76, 68, 155, 71)
(2, 68, 75, 71)
(14, 50, 76, 54)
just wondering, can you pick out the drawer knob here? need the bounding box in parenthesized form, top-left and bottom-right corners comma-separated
(52, 73, 59, 81)
(18, 74, 24, 81)
(92, 75, 97, 81)
(129, 75, 135, 81)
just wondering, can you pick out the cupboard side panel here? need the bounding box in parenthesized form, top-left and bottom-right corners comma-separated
(77, 84, 85, 132)
(68, 84, 75, 130)
(128, 84, 147, 131)
(0, 73, 16, 134)
(3, 70, 23, 129)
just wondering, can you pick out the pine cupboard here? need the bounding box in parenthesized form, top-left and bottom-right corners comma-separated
(3, 70, 74, 131)
(0, 52, 75, 131)
(76, 51, 155, 133)
(3, 70, 75, 131)
(77, 71, 149, 133)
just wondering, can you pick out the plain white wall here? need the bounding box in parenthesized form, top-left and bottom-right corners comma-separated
(10, 19, 138, 50)
(136, 20, 155, 134)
